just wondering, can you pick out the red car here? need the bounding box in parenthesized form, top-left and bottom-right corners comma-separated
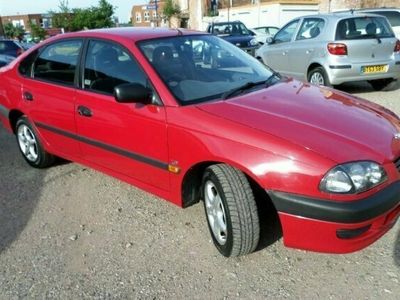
(0, 28, 399, 257)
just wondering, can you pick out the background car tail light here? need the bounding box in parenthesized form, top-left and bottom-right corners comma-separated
(327, 43, 348, 55)
(394, 40, 400, 53)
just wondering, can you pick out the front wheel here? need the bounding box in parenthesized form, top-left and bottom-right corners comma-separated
(202, 164, 260, 257)
(308, 66, 332, 87)
(16, 116, 55, 168)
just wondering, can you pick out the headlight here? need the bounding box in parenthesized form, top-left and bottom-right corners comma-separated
(249, 38, 258, 46)
(320, 161, 387, 194)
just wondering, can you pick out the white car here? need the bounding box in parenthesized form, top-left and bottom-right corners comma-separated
(249, 26, 280, 44)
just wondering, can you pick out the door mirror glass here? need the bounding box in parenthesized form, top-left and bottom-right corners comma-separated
(114, 83, 152, 104)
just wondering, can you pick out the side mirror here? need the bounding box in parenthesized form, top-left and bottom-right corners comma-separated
(266, 36, 274, 44)
(114, 83, 152, 104)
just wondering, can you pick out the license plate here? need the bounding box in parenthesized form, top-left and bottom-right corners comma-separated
(361, 65, 388, 74)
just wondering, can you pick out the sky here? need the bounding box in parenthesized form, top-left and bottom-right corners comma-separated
(0, 0, 146, 23)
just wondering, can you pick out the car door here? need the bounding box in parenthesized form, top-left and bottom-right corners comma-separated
(75, 39, 170, 191)
(22, 39, 83, 157)
(263, 19, 300, 74)
(287, 18, 325, 80)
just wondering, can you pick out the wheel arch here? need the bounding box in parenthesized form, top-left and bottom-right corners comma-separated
(8, 109, 25, 133)
(181, 159, 275, 211)
(307, 62, 323, 78)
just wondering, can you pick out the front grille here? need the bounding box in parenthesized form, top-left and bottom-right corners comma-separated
(395, 157, 400, 172)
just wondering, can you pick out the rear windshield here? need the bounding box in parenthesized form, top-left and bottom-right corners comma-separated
(335, 16, 394, 40)
(211, 23, 249, 36)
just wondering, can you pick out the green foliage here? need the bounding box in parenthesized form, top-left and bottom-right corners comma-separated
(51, 0, 74, 32)
(163, 0, 181, 21)
(51, 0, 115, 32)
(3, 23, 25, 40)
(29, 22, 47, 41)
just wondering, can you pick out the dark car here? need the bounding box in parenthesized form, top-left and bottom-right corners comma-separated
(0, 40, 24, 57)
(0, 54, 15, 67)
(206, 21, 259, 56)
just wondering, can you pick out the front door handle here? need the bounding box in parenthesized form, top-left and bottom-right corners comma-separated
(23, 91, 33, 101)
(77, 105, 92, 117)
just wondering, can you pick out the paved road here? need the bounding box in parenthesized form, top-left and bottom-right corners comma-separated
(0, 82, 399, 299)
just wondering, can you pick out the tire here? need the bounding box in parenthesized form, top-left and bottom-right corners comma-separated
(308, 66, 332, 87)
(15, 116, 55, 168)
(368, 79, 393, 91)
(202, 164, 260, 257)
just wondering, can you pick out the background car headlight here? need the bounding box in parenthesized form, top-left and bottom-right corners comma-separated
(320, 161, 387, 194)
(249, 38, 258, 46)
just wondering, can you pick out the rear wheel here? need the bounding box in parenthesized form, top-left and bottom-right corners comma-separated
(202, 164, 260, 257)
(16, 116, 55, 168)
(308, 66, 332, 87)
(368, 79, 393, 91)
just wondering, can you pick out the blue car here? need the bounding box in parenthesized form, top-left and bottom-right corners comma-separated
(206, 21, 259, 56)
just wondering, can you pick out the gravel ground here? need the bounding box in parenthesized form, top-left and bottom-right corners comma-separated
(0, 81, 399, 299)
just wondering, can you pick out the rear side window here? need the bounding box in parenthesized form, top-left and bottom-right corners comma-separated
(33, 40, 82, 86)
(335, 16, 394, 40)
(83, 40, 148, 95)
(371, 11, 400, 27)
(297, 18, 325, 40)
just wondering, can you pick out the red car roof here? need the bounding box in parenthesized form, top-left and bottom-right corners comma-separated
(51, 27, 206, 43)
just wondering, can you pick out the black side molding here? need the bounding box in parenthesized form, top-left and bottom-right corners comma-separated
(267, 181, 400, 224)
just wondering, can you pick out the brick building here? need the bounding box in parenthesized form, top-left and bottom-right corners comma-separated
(131, 1, 166, 27)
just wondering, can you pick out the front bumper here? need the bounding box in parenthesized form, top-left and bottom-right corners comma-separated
(268, 181, 400, 253)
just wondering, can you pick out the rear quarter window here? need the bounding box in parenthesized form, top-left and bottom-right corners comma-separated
(335, 16, 394, 40)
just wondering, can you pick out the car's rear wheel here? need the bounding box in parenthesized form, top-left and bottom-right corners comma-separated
(16, 117, 55, 168)
(368, 79, 393, 91)
(202, 164, 260, 257)
(308, 67, 332, 87)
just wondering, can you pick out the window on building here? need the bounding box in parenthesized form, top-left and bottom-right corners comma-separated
(144, 11, 150, 22)
(136, 12, 141, 23)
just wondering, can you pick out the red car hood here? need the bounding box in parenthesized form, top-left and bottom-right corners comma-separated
(197, 80, 400, 163)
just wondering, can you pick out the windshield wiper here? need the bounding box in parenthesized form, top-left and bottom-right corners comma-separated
(221, 73, 281, 100)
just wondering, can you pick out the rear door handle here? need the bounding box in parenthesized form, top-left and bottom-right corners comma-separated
(77, 105, 92, 117)
(23, 91, 33, 101)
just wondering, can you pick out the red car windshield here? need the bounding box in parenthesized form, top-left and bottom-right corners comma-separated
(138, 35, 274, 105)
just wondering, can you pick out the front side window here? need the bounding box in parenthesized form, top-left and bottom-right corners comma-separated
(83, 40, 148, 95)
(274, 20, 300, 43)
(139, 35, 274, 105)
(296, 18, 325, 40)
(33, 39, 82, 86)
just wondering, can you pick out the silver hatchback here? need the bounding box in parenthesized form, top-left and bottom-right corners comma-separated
(255, 13, 400, 90)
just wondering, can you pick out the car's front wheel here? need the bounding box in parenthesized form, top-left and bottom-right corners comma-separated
(202, 164, 260, 257)
(16, 116, 55, 168)
(308, 66, 332, 87)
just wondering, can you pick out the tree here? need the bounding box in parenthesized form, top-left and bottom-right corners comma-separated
(51, 0, 74, 32)
(71, 0, 115, 31)
(50, 0, 115, 32)
(29, 22, 47, 41)
(162, 0, 181, 25)
(3, 23, 25, 40)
